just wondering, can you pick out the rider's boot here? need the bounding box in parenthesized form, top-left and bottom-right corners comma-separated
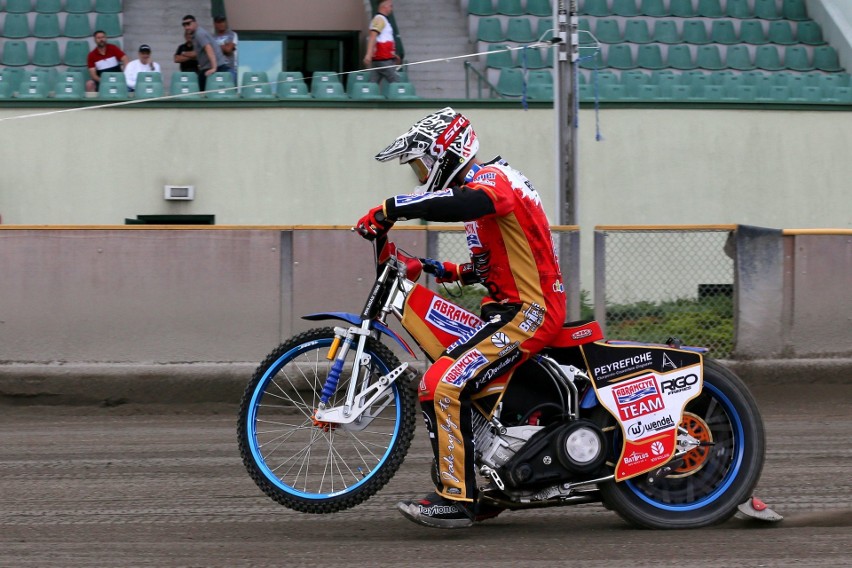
(397, 492, 475, 529)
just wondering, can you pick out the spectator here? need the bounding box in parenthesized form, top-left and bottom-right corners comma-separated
(124, 44, 161, 92)
(363, 0, 401, 86)
(181, 14, 230, 91)
(174, 29, 199, 73)
(213, 15, 239, 84)
(86, 30, 128, 93)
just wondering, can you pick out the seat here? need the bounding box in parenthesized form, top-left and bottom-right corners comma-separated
(639, 0, 668, 16)
(61, 40, 88, 67)
(486, 44, 514, 69)
(754, 0, 781, 20)
(768, 21, 795, 45)
(136, 71, 161, 85)
(65, 0, 93, 12)
(652, 20, 681, 44)
(3, 13, 31, 38)
(1, 41, 29, 66)
(32, 40, 61, 66)
(710, 69, 735, 85)
(98, 71, 128, 99)
(669, 0, 697, 17)
(600, 83, 627, 100)
(767, 85, 791, 101)
(579, 47, 604, 69)
(581, 0, 611, 17)
(0, 68, 24, 95)
(796, 21, 825, 46)
(813, 46, 843, 72)
(726, 45, 756, 71)
(527, 82, 553, 100)
(783, 0, 808, 21)
(135, 82, 164, 99)
(729, 84, 757, 101)
(506, 17, 535, 42)
(468, 0, 496, 16)
(697, 0, 724, 18)
(169, 72, 201, 100)
(4, 0, 32, 13)
(277, 71, 305, 86)
(785, 74, 807, 97)
(519, 46, 547, 69)
(593, 69, 620, 89)
(785, 46, 814, 72)
(35, 0, 62, 12)
(312, 80, 347, 99)
(311, 71, 340, 86)
(385, 81, 419, 99)
(206, 72, 238, 99)
(496, 67, 524, 97)
(95, 0, 122, 12)
(653, 72, 679, 97)
(345, 71, 370, 94)
(697, 45, 725, 70)
(527, 68, 552, 87)
(54, 70, 86, 99)
(595, 19, 622, 44)
(667, 44, 697, 70)
(726, 0, 752, 19)
(682, 21, 710, 44)
(476, 17, 505, 42)
(95, 13, 122, 37)
(526, 0, 552, 17)
(607, 44, 636, 70)
(827, 86, 852, 103)
(624, 19, 652, 44)
(755, 45, 784, 71)
(621, 69, 650, 97)
(636, 44, 665, 70)
(350, 81, 385, 100)
(64, 13, 93, 38)
(496, 0, 523, 16)
(612, 0, 639, 17)
(709, 20, 738, 44)
(739, 21, 768, 45)
(34, 13, 61, 38)
(277, 81, 311, 99)
(633, 83, 659, 100)
(16, 71, 51, 99)
(240, 71, 274, 99)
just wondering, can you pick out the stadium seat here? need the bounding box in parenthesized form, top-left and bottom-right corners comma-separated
(15, 71, 51, 99)
(726, 0, 752, 19)
(594, 69, 620, 88)
(65, 0, 93, 12)
(754, 0, 782, 19)
(32, 40, 61, 66)
(526, 0, 552, 17)
(767, 85, 791, 101)
(95, 13, 122, 37)
(697, 45, 725, 70)
(54, 70, 86, 99)
(768, 21, 795, 45)
(312, 71, 340, 86)
(527, 68, 552, 87)
(135, 72, 161, 88)
(1, 41, 29, 66)
(206, 72, 237, 99)
(64, 13, 93, 38)
(729, 84, 757, 101)
(813, 46, 843, 72)
(785, 46, 814, 72)
(579, 47, 604, 69)
(636, 44, 665, 70)
(595, 19, 622, 44)
(668, 45, 697, 70)
(527, 82, 553, 100)
(739, 21, 768, 45)
(35, 0, 62, 12)
(636, 83, 662, 100)
(486, 44, 514, 69)
(624, 19, 652, 44)
(351, 81, 384, 100)
(63, 40, 90, 67)
(135, 82, 164, 99)
(312, 81, 347, 100)
(653, 20, 681, 44)
(240, 71, 274, 99)
(703, 84, 725, 100)
(612, 0, 639, 17)
(827, 86, 852, 103)
(709, 20, 737, 44)
(581, 0, 610, 17)
(169, 72, 201, 100)
(639, 0, 668, 16)
(506, 18, 535, 43)
(345, 71, 370, 94)
(726, 45, 756, 71)
(621, 69, 650, 97)
(537, 17, 555, 42)
(34, 13, 61, 38)
(277, 81, 311, 99)
(3, 13, 31, 38)
(0, 68, 22, 97)
(468, 0, 496, 16)
(98, 71, 127, 99)
(476, 17, 505, 42)
(697, 0, 724, 18)
(683, 20, 710, 44)
(600, 83, 627, 100)
(669, 0, 697, 17)
(519, 46, 547, 69)
(755, 45, 784, 71)
(607, 44, 636, 70)
(277, 71, 306, 88)
(95, 0, 122, 13)
(796, 21, 825, 46)
(496, 0, 523, 16)
(496, 67, 524, 97)
(783, 0, 808, 21)
(4, 0, 32, 13)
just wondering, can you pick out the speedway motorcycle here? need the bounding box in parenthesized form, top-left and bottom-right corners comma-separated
(238, 236, 768, 529)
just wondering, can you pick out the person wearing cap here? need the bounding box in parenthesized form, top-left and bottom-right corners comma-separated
(124, 44, 162, 92)
(213, 15, 238, 84)
(181, 14, 230, 91)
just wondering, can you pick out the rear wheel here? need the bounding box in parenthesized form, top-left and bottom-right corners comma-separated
(599, 359, 765, 529)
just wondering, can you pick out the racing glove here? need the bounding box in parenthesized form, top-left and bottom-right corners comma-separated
(355, 204, 395, 241)
(421, 258, 480, 285)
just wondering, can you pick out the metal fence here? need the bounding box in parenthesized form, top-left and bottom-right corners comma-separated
(594, 226, 736, 357)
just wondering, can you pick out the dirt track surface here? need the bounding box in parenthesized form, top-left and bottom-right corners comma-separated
(1, 381, 850, 568)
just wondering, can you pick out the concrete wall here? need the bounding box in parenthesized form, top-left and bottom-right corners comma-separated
(225, 0, 366, 31)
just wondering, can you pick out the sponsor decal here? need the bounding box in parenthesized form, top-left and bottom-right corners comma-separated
(443, 349, 488, 386)
(438, 397, 462, 484)
(491, 332, 510, 348)
(425, 297, 480, 338)
(651, 440, 666, 456)
(660, 373, 699, 395)
(552, 280, 565, 293)
(593, 351, 653, 379)
(662, 352, 678, 370)
(394, 188, 453, 207)
(498, 341, 520, 358)
(571, 328, 593, 341)
(430, 114, 469, 158)
(465, 221, 482, 249)
(474, 348, 522, 389)
(613, 376, 664, 421)
(519, 303, 545, 333)
(627, 415, 675, 438)
(623, 451, 649, 465)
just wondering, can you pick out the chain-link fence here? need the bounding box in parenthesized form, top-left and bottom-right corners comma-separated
(594, 226, 736, 357)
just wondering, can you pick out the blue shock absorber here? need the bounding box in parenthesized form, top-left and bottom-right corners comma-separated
(319, 357, 346, 405)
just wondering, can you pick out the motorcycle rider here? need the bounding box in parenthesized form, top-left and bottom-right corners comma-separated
(356, 107, 566, 529)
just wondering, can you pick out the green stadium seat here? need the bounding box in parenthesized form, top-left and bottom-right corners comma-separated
(813, 46, 843, 72)
(636, 44, 665, 70)
(710, 69, 735, 85)
(741, 70, 766, 85)
(815, 74, 848, 98)
(506, 17, 535, 42)
(581, 0, 610, 17)
(799, 85, 824, 103)
(783, 0, 808, 21)
(739, 21, 768, 45)
(680, 69, 707, 85)
(169, 72, 201, 100)
(640, 0, 668, 16)
(526, 0, 552, 17)
(579, 48, 604, 69)
(827, 86, 852, 103)
(95, 0, 122, 13)
(312, 80, 347, 99)
(63, 40, 90, 67)
(386, 81, 418, 99)
(95, 13, 122, 37)
(496, 67, 524, 97)
(35, 0, 61, 12)
(768, 21, 795, 45)
(703, 84, 725, 100)
(351, 81, 384, 100)
(578, 83, 593, 101)
(240, 71, 274, 99)
(65, 0, 93, 12)
(537, 17, 555, 42)
(729, 84, 757, 101)
(636, 83, 662, 100)
(726, 0, 752, 19)
(3, 13, 30, 38)
(32, 40, 61, 66)
(682, 20, 710, 44)
(796, 21, 825, 46)
(496, 0, 523, 16)
(345, 71, 370, 93)
(785, 46, 814, 72)
(519, 46, 547, 69)
(477, 17, 505, 42)
(0, 68, 24, 95)
(98, 71, 127, 99)
(527, 82, 553, 100)
(206, 72, 237, 99)
(607, 44, 636, 70)
(135, 82, 163, 99)
(697, 45, 725, 70)
(468, 0, 496, 16)
(600, 83, 627, 100)
(1, 41, 29, 66)
(5, 0, 32, 13)
(697, 0, 724, 18)
(34, 13, 61, 38)
(772, 71, 794, 86)
(594, 69, 620, 88)
(54, 70, 86, 99)
(624, 19, 652, 44)
(755, 45, 784, 71)
(64, 13, 93, 38)
(670, 0, 697, 17)
(621, 69, 650, 97)
(312, 71, 340, 87)
(612, 0, 639, 17)
(595, 19, 622, 44)
(135, 71, 161, 86)
(653, 20, 681, 44)
(16, 71, 51, 99)
(486, 44, 514, 69)
(726, 45, 756, 71)
(754, 0, 782, 20)
(786, 74, 807, 97)
(277, 81, 311, 99)
(528, 68, 552, 86)
(654, 72, 679, 97)
(710, 20, 738, 44)
(667, 45, 697, 70)
(670, 84, 691, 100)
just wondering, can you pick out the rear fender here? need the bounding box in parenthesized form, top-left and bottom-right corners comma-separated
(302, 312, 416, 357)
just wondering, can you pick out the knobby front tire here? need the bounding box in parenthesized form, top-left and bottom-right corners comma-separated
(238, 327, 417, 514)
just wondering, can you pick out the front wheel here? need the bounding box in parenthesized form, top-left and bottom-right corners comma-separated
(237, 327, 417, 513)
(599, 359, 766, 529)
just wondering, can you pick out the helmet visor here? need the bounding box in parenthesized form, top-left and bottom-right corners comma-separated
(407, 155, 434, 184)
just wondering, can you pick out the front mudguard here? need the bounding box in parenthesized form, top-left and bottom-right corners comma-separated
(302, 312, 416, 357)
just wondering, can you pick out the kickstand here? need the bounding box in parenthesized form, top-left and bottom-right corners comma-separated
(736, 496, 784, 523)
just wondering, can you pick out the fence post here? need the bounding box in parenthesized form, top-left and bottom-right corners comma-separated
(279, 229, 294, 342)
(593, 228, 607, 335)
(561, 228, 581, 322)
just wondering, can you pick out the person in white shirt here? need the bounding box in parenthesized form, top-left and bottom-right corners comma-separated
(124, 44, 162, 92)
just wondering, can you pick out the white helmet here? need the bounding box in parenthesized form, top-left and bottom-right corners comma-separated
(375, 107, 479, 194)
